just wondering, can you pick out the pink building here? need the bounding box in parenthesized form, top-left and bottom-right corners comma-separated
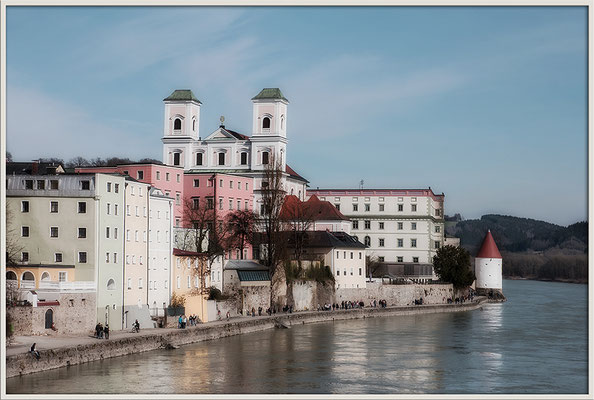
(76, 164, 185, 225)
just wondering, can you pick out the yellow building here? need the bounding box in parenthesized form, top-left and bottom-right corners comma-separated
(171, 249, 211, 322)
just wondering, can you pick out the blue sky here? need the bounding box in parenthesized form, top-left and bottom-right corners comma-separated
(6, 6, 588, 226)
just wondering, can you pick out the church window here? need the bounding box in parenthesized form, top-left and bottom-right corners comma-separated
(281, 115, 285, 130)
(192, 119, 196, 131)
(218, 152, 225, 166)
(196, 153, 203, 166)
(262, 151, 269, 165)
(240, 152, 248, 165)
(262, 117, 271, 129)
(364, 236, 371, 246)
(174, 118, 182, 130)
(173, 153, 181, 166)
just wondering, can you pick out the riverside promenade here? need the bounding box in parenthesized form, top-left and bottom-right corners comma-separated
(6, 299, 487, 378)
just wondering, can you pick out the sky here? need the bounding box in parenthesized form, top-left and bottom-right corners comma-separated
(5, 6, 588, 226)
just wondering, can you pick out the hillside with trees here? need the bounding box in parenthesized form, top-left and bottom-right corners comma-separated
(445, 214, 588, 283)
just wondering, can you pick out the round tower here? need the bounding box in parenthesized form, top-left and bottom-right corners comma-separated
(474, 230, 504, 297)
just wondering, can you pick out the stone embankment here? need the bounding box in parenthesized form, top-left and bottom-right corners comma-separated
(6, 299, 488, 378)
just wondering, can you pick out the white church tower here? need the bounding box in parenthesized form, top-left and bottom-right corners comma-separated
(475, 230, 504, 298)
(250, 88, 288, 172)
(162, 89, 201, 170)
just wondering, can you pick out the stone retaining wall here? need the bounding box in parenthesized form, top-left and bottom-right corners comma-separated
(6, 300, 485, 378)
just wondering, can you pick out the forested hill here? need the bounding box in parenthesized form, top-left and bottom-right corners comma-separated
(445, 214, 588, 255)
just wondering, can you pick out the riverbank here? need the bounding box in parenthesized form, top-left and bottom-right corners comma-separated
(6, 299, 488, 378)
(504, 276, 588, 284)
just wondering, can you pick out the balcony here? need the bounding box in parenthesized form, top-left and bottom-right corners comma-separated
(20, 281, 36, 290)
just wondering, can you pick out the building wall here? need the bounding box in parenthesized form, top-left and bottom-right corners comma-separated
(475, 258, 503, 290)
(335, 282, 454, 306)
(148, 193, 174, 316)
(171, 255, 210, 322)
(309, 189, 445, 265)
(326, 247, 367, 289)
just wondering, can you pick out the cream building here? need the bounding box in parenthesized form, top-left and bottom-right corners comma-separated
(308, 189, 445, 272)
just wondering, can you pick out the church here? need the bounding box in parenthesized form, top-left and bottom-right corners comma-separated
(161, 88, 309, 210)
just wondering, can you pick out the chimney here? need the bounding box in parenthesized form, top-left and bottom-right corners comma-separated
(32, 160, 39, 175)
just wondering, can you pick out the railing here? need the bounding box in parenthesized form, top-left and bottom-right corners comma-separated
(20, 281, 36, 289)
(33, 281, 96, 291)
(38, 281, 60, 289)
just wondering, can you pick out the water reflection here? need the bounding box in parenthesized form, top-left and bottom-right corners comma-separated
(6, 280, 588, 394)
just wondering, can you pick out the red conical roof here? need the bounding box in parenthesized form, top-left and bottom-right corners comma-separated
(477, 230, 502, 259)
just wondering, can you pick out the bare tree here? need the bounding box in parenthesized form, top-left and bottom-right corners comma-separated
(6, 151, 13, 162)
(281, 198, 314, 264)
(259, 155, 289, 276)
(226, 210, 257, 260)
(5, 207, 22, 267)
(39, 157, 64, 165)
(66, 156, 91, 168)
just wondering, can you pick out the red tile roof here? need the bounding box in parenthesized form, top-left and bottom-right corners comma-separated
(477, 230, 502, 259)
(280, 194, 349, 221)
(223, 128, 250, 140)
(285, 165, 308, 182)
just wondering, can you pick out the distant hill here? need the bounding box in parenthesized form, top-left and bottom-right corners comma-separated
(445, 214, 588, 283)
(445, 214, 588, 255)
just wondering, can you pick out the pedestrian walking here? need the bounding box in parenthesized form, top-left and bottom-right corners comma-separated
(30, 343, 40, 360)
(104, 324, 110, 339)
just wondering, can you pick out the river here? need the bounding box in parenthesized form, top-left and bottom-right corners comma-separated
(6, 279, 589, 394)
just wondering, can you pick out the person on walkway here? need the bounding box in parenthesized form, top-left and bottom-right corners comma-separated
(133, 319, 140, 332)
(104, 324, 110, 339)
(251, 307, 255, 317)
(178, 315, 183, 329)
(226, 311, 230, 320)
(95, 323, 101, 338)
(98, 323, 104, 338)
(258, 307, 262, 316)
(30, 343, 40, 360)
(217, 310, 221, 321)
(182, 315, 187, 328)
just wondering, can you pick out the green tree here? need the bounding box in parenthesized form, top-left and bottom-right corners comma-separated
(432, 245, 475, 289)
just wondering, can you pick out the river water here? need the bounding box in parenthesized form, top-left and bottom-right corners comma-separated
(6, 279, 589, 395)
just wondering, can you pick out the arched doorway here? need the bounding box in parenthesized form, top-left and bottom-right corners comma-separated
(45, 309, 54, 329)
(6, 271, 17, 281)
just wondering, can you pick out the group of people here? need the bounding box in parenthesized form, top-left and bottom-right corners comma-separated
(177, 314, 200, 328)
(94, 322, 110, 339)
(413, 297, 424, 305)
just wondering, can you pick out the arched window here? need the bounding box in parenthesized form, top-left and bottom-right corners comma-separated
(291, 188, 294, 195)
(6, 271, 17, 280)
(262, 151, 269, 165)
(173, 152, 181, 166)
(262, 117, 271, 129)
(280, 115, 285, 130)
(364, 236, 371, 246)
(45, 309, 54, 329)
(41, 272, 51, 281)
(22, 271, 35, 281)
(174, 118, 182, 130)
(192, 118, 196, 131)
(107, 279, 116, 290)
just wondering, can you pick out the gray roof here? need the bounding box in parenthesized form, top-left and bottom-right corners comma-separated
(237, 270, 270, 282)
(163, 89, 202, 104)
(225, 260, 268, 271)
(251, 88, 289, 102)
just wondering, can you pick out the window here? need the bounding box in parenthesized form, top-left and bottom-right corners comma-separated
(106, 227, 110, 238)
(37, 180, 45, 190)
(398, 204, 403, 212)
(81, 180, 90, 190)
(106, 252, 110, 263)
(435, 241, 441, 249)
(219, 198, 223, 210)
(137, 171, 144, 180)
(262, 151, 269, 165)
(131, 186, 135, 196)
(364, 236, 371, 246)
(336, 270, 340, 276)
(176, 193, 181, 205)
(397, 256, 403, 262)
(135, 230, 139, 242)
(207, 198, 214, 209)
(132, 255, 136, 264)
(353, 204, 358, 212)
(193, 198, 200, 209)
(114, 228, 118, 239)
(364, 220, 370, 230)
(334, 204, 340, 211)
(350, 268, 353, 276)
(230, 181, 233, 189)
(435, 225, 441, 233)
(352, 221, 359, 229)
(165, 280, 168, 289)
(21, 226, 30, 237)
(143, 231, 147, 242)
(379, 204, 385, 212)
(127, 278, 132, 289)
(412, 204, 417, 212)
(245, 201, 248, 210)
(143, 207, 147, 217)
(126, 230, 130, 241)
(138, 278, 143, 289)
(156, 171, 161, 180)
(365, 204, 370, 212)
(240, 152, 248, 165)
(79, 252, 87, 263)
(55, 253, 63, 262)
(115, 204, 119, 215)
(397, 238, 403, 248)
(49, 201, 59, 213)
(21, 252, 29, 262)
(177, 276, 181, 289)
(50, 180, 59, 190)
(379, 238, 385, 247)
(336, 251, 339, 259)
(78, 228, 86, 238)
(379, 222, 384, 230)
(78, 202, 87, 213)
(187, 276, 191, 288)
(59, 271, 67, 282)
(359, 252, 362, 259)
(411, 222, 417, 230)
(411, 239, 417, 248)
(238, 182, 242, 190)
(107, 182, 112, 192)
(166, 173, 170, 181)
(378, 257, 385, 263)
(113, 253, 117, 263)
(193, 179, 200, 188)
(114, 183, 119, 193)
(139, 187, 143, 197)
(413, 257, 419, 263)
(177, 174, 180, 183)
(21, 201, 29, 212)
(398, 222, 403, 230)
(157, 211, 160, 219)
(139, 256, 143, 265)
(262, 117, 271, 129)
(350, 252, 354, 259)
(126, 205, 130, 216)
(193, 118, 196, 131)
(50, 227, 59, 238)
(126, 255, 130, 264)
(174, 118, 182, 130)
(218, 152, 225, 166)
(107, 203, 111, 215)
(25, 179, 33, 189)
(135, 206, 139, 216)
(196, 153, 203, 165)
(237, 200, 241, 210)
(229, 199, 233, 210)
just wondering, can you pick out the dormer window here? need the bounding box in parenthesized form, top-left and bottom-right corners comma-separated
(262, 117, 270, 129)
(262, 151, 269, 165)
(218, 152, 225, 166)
(174, 118, 182, 131)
